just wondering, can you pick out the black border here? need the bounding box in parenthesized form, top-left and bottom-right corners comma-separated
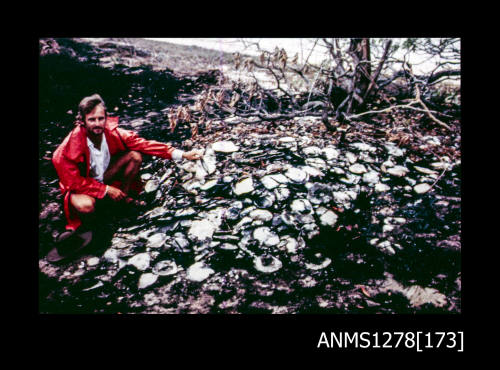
(31, 13, 471, 357)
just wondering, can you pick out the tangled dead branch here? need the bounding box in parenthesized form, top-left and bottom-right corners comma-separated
(167, 39, 459, 138)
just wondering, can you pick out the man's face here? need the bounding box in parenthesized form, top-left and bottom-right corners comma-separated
(84, 104, 106, 137)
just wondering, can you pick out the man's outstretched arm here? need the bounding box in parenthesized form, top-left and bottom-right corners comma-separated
(117, 128, 203, 160)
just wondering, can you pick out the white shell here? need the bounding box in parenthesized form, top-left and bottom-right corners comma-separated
(146, 233, 168, 249)
(363, 171, 380, 184)
(188, 219, 217, 241)
(186, 262, 214, 282)
(414, 166, 438, 175)
(384, 142, 405, 156)
(278, 136, 296, 143)
(414, 183, 432, 194)
(249, 209, 273, 222)
(302, 165, 324, 178)
(127, 253, 150, 271)
(253, 227, 280, 246)
(284, 167, 308, 183)
(212, 140, 239, 153)
(153, 260, 179, 276)
(350, 142, 377, 153)
(138, 273, 158, 289)
(290, 199, 312, 214)
(103, 248, 120, 264)
(319, 210, 338, 227)
(302, 146, 322, 156)
(283, 237, 299, 254)
(200, 179, 218, 190)
(233, 177, 254, 195)
(144, 179, 159, 193)
(349, 163, 367, 174)
(345, 152, 358, 164)
(86, 257, 100, 266)
(274, 187, 290, 202)
(375, 183, 391, 192)
(305, 257, 331, 270)
(322, 146, 339, 160)
(386, 165, 409, 177)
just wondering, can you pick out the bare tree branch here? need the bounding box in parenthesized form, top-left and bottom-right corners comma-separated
(361, 39, 392, 103)
(414, 83, 452, 130)
(221, 38, 459, 135)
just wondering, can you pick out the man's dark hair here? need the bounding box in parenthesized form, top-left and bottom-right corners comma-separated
(76, 93, 107, 123)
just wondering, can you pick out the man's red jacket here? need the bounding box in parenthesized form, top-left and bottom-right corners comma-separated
(52, 116, 177, 231)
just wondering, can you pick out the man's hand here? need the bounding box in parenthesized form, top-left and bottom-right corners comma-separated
(106, 185, 126, 201)
(182, 150, 203, 161)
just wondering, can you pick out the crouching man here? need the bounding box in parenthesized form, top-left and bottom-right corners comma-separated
(48, 93, 202, 262)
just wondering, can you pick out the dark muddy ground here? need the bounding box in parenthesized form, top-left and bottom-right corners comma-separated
(38, 38, 461, 314)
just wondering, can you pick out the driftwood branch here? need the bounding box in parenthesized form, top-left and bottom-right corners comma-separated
(346, 101, 419, 119)
(413, 77, 452, 130)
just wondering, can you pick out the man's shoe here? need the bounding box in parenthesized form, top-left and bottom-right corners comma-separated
(46, 230, 93, 263)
